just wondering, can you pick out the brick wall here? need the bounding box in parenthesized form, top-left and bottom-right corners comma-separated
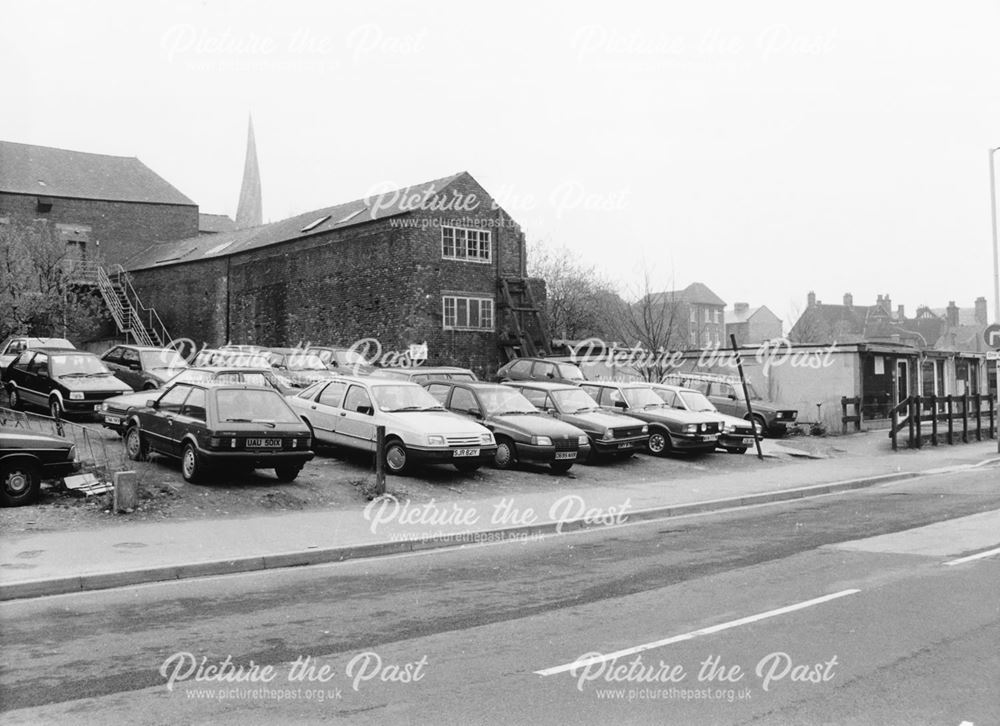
(130, 258, 228, 347)
(0, 192, 199, 266)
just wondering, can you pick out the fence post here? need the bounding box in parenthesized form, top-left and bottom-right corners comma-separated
(946, 396, 954, 445)
(991, 394, 996, 440)
(914, 395, 923, 448)
(974, 393, 982, 441)
(374, 425, 386, 496)
(113, 471, 138, 513)
(907, 397, 915, 448)
(929, 394, 938, 445)
(962, 394, 969, 443)
(891, 402, 898, 451)
(841, 397, 848, 436)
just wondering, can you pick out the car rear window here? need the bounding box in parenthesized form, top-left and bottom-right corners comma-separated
(216, 389, 300, 423)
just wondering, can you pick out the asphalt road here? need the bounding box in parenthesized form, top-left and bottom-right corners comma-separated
(1, 467, 998, 724)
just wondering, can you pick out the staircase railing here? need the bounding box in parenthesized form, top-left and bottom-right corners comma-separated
(109, 264, 171, 347)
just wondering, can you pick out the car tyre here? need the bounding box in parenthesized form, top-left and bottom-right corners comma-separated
(274, 464, 302, 482)
(48, 397, 62, 420)
(747, 416, 767, 438)
(7, 387, 22, 410)
(492, 437, 516, 470)
(646, 429, 669, 456)
(384, 439, 410, 475)
(729, 447, 748, 455)
(181, 443, 204, 484)
(454, 460, 480, 473)
(125, 425, 148, 462)
(0, 460, 40, 507)
(550, 461, 574, 474)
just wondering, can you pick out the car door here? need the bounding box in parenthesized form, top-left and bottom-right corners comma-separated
(448, 386, 484, 422)
(22, 352, 50, 407)
(101, 347, 126, 382)
(6, 352, 35, 403)
(305, 380, 348, 443)
(118, 348, 144, 390)
(145, 385, 192, 457)
(177, 387, 208, 451)
(337, 384, 376, 452)
(711, 382, 739, 417)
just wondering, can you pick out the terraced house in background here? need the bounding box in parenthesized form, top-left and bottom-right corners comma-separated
(122, 172, 545, 378)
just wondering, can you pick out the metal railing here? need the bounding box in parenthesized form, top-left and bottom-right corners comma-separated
(0, 407, 126, 478)
(109, 264, 171, 347)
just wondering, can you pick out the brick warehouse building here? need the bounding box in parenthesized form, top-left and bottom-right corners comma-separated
(0, 140, 199, 263)
(123, 172, 543, 376)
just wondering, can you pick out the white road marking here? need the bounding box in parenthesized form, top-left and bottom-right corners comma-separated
(535, 588, 860, 676)
(944, 546, 1000, 567)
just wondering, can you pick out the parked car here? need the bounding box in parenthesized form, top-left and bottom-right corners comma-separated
(124, 383, 314, 483)
(3, 348, 133, 420)
(287, 376, 496, 475)
(266, 348, 337, 388)
(502, 381, 649, 460)
(1, 426, 80, 506)
(304, 346, 376, 376)
(578, 381, 723, 456)
(371, 366, 478, 385)
(0, 336, 75, 370)
(100, 367, 289, 434)
(99, 344, 188, 391)
(649, 383, 757, 454)
(424, 381, 590, 472)
(190, 349, 296, 393)
(496, 357, 586, 385)
(662, 372, 798, 436)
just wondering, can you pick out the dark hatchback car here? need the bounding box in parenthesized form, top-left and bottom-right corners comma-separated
(100, 367, 290, 434)
(3, 348, 133, 420)
(502, 381, 649, 460)
(371, 366, 479, 385)
(496, 357, 586, 385)
(579, 381, 723, 456)
(100, 344, 188, 391)
(124, 383, 314, 483)
(663, 372, 798, 437)
(424, 381, 590, 472)
(1, 426, 80, 506)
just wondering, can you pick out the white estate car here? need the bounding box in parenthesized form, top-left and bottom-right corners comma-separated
(286, 375, 497, 475)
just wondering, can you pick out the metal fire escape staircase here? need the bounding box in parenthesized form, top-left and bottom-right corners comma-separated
(498, 276, 552, 362)
(75, 262, 171, 347)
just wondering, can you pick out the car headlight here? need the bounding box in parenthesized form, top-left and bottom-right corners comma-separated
(69, 391, 84, 400)
(532, 436, 552, 446)
(699, 423, 707, 432)
(683, 424, 697, 433)
(100, 402, 110, 412)
(427, 435, 446, 446)
(724, 423, 735, 433)
(578, 435, 589, 446)
(601, 429, 614, 441)
(480, 432, 494, 445)
(120, 390, 131, 395)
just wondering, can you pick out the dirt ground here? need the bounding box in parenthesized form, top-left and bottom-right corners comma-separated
(0, 423, 850, 534)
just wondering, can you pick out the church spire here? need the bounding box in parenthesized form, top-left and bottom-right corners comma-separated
(235, 115, 262, 228)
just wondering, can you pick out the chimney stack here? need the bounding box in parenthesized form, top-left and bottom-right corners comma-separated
(734, 302, 749, 314)
(884, 294, 892, 314)
(843, 293, 853, 307)
(897, 304, 905, 320)
(946, 301, 959, 327)
(807, 291, 816, 307)
(974, 296, 988, 325)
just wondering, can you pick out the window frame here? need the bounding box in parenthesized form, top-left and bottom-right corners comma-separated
(442, 295, 495, 331)
(441, 226, 492, 264)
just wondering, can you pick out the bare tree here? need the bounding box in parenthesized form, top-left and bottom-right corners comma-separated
(0, 222, 106, 341)
(607, 270, 686, 382)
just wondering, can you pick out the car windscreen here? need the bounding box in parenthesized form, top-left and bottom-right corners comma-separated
(50, 354, 111, 377)
(283, 354, 328, 371)
(623, 387, 666, 409)
(556, 364, 585, 381)
(478, 387, 538, 415)
(678, 390, 718, 412)
(140, 349, 188, 371)
(215, 389, 300, 423)
(551, 388, 599, 412)
(371, 384, 444, 412)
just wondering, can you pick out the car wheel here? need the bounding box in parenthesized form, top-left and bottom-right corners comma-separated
(7, 387, 22, 410)
(550, 461, 574, 474)
(181, 443, 204, 484)
(384, 440, 409, 475)
(143, 383, 157, 391)
(274, 464, 302, 482)
(492, 437, 516, 470)
(454, 460, 480, 473)
(124, 426, 148, 462)
(0, 461, 40, 507)
(49, 397, 62, 420)
(729, 447, 748, 455)
(747, 416, 767, 438)
(646, 429, 669, 456)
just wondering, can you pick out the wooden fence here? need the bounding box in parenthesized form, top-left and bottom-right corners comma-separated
(887, 394, 996, 450)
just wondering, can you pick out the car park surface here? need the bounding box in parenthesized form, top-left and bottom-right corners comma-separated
(286, 375, 496, 474)
(99, 344, 188, 391)
(579, 380, 724, 455)
(424, 380, 590, 472)
(649, 382, 757, 454)
(663, 372, 798, 436)
(496, 357, 586, 385)
(501, 380, 649, 460)
(0, 425, 80, 506)
(124, 383, 314, 483)
(3, 348, 133, 420)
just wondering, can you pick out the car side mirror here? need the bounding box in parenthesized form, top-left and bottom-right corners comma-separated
(128, 362, 141, 371)
(729, 393, 737, 400)
(357, 405, 373, 415)
(614, 400, 627, 410)
(145, 399, 157, 408)
(546, 371, 554, 378)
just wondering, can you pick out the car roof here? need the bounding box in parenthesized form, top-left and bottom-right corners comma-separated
(28, 347, 87, 354)
(203, 384, 277, 393)
(114, 344, 176, 351)
(652, 383, 701, 394)
(503, 380, 577, 391)
(582, 380, 649, 388)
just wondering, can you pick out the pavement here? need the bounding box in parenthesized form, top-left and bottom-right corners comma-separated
(1, 433, 999, 601)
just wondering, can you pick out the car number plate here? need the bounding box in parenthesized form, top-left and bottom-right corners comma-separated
(105, 415, 121, 425)
(554, 451, 576, 460)
(93, 405, 101, 411)
(742, 437, 756, 444)
(617, 442, 633, 449)
(246, 438, 281, 448)
(453, 448, 480, 457)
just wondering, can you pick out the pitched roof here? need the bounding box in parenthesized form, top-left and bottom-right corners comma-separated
(125, 172, 468, 271)
(199, 213, 236, 234)
(0, 140, 195, 206)
(648, 282, 726, 308)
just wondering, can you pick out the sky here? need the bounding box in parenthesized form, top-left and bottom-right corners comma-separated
(3, 0, 1000, 329)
